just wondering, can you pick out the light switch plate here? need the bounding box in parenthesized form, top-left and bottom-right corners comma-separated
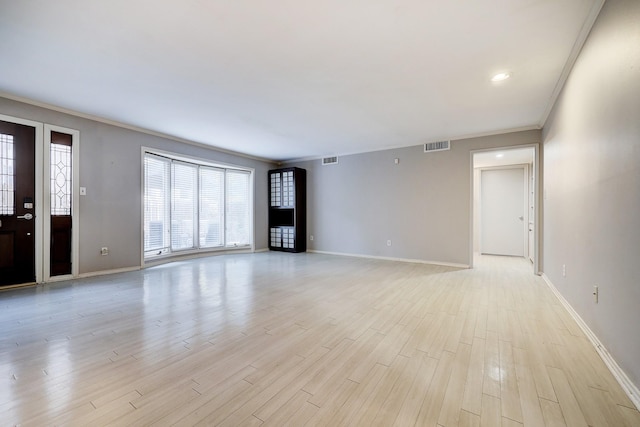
(80, 187, 87, 196)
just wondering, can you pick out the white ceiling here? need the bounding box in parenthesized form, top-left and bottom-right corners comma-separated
(0, 0, 601, 161)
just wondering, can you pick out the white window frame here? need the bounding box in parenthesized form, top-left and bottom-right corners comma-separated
(141, 147, 255, 266)
(143, 153, 171, 258)
(224, 168, 252, 248)
(170, 160, 199, 252)
(198, 165, 225, 249)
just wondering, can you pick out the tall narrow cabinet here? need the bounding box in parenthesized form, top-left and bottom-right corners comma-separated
(269, 167, 306, 252)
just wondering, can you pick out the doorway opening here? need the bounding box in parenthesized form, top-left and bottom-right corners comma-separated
(471, 145, 539, 274)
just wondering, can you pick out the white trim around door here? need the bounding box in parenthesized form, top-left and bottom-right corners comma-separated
(0, 114, 81, 284)
(44, 124, 80, 282)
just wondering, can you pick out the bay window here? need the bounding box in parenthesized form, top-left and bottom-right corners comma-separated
(143, 152, 253, 260)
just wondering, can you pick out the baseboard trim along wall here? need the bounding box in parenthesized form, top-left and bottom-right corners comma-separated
(308, 250, 470, 269)
(542, 273, 640, 410)
(79, 266, 141, 279)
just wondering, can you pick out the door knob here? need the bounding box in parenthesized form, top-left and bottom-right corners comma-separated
(17, 213, 33, 220)
(518, 216, 524, 221)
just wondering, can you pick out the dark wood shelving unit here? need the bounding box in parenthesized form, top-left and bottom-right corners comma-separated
(268, 167, 306, 253)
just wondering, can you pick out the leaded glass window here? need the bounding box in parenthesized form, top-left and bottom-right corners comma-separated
(0, 133, 15, 216)
(50, 143, 72, 216)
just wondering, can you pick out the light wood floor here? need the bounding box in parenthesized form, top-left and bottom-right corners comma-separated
(1, 253, 638, 426)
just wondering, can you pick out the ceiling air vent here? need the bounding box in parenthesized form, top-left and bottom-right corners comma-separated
(424, 140, 450, 153)
(322, 156, 338, 165)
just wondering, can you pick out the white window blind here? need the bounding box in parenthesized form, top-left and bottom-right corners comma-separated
(171, 162, 198, 251)
(225, 170, 250, 246)
(199, 167, 224, 248)
(144, 154, 170, 256)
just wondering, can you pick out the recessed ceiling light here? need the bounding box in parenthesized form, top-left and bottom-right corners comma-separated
(496, 153, 504, 158)
(491, 72, 511, 82)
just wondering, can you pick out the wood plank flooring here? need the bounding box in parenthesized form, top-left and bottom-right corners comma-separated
(0, 253, 638, 426)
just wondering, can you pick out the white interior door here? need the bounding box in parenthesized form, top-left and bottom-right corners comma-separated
(528, 163, 535, 262)
(481, 167, 526, 256)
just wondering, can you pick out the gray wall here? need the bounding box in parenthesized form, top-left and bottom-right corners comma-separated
(290, 129, 540, 266)
(0, 97, 273, 275)
(542, 0, 640, 388)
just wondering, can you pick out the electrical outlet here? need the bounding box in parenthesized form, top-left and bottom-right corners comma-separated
(100, 247, 109, 256)
(562, 264, 566, 277)
(593, 285, 599, 303)
(310, 235, 314, 241)
(387, 240, 392, 247)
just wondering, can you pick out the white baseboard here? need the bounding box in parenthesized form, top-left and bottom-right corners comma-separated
(43, 274, 75, 283)
(79, 266, 141, 278)
(79, 249, 264, 278)
(308, 249, 469, 269)
(541, 274, 640, 410)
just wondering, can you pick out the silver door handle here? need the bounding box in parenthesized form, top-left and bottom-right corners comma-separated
(518, 216, 524, 221)
(17, 213, 33, 220)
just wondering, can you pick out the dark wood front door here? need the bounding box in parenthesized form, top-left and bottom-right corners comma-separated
(0, 120, 36, 286)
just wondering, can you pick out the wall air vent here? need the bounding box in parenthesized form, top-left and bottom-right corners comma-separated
(424, 140, 450, 153)
(322, 156, 338, 165)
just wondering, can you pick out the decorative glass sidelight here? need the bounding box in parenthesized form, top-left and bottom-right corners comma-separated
(0, 134, 15, 215)
(49, 131, 73, 277)
(50, 143, 72, 216)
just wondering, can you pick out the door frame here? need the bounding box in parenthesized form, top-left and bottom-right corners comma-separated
(478, 164, 529, 257)
(0, 114, 44, 283)
(44, 124, 80, 281)
(469, 143, 541, 274)
(0, 114, 81, 284)
(528, 162, 535, 263)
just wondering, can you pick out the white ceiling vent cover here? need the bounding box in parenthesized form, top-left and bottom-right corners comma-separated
(322, 156, 339, 165)
(424, 140, 450, 153)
